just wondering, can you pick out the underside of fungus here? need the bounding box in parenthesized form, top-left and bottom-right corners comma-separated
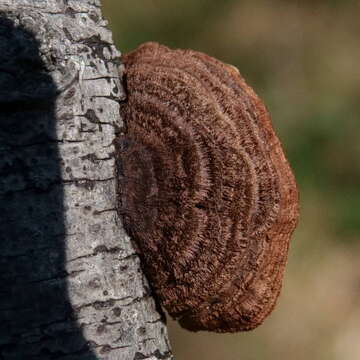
(116, 42, 299, 332)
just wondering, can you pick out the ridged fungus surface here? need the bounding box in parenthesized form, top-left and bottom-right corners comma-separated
(116, 42, 299, 332)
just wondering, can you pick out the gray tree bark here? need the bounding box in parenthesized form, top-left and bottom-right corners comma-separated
(0, 0, 172, 359)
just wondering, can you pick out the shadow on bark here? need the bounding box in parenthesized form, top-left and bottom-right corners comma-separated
(0, 16, 98, 359)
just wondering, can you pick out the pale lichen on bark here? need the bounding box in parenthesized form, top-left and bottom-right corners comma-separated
(0, 1, 172, 359)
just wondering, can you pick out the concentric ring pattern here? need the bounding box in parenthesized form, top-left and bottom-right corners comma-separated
(117, 42, 299, 332)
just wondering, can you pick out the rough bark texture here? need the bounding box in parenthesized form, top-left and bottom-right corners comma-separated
(0, 1, 172, 359)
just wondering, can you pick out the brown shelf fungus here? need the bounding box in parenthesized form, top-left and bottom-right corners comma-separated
(116, 42, 299, 332)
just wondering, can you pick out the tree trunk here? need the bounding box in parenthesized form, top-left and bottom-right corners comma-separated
(0, 0, 172, 359)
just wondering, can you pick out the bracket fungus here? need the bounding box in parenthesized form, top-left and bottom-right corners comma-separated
(116, 42, 299, 332)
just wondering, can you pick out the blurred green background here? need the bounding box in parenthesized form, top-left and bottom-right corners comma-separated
(102, 1, 360, 359)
